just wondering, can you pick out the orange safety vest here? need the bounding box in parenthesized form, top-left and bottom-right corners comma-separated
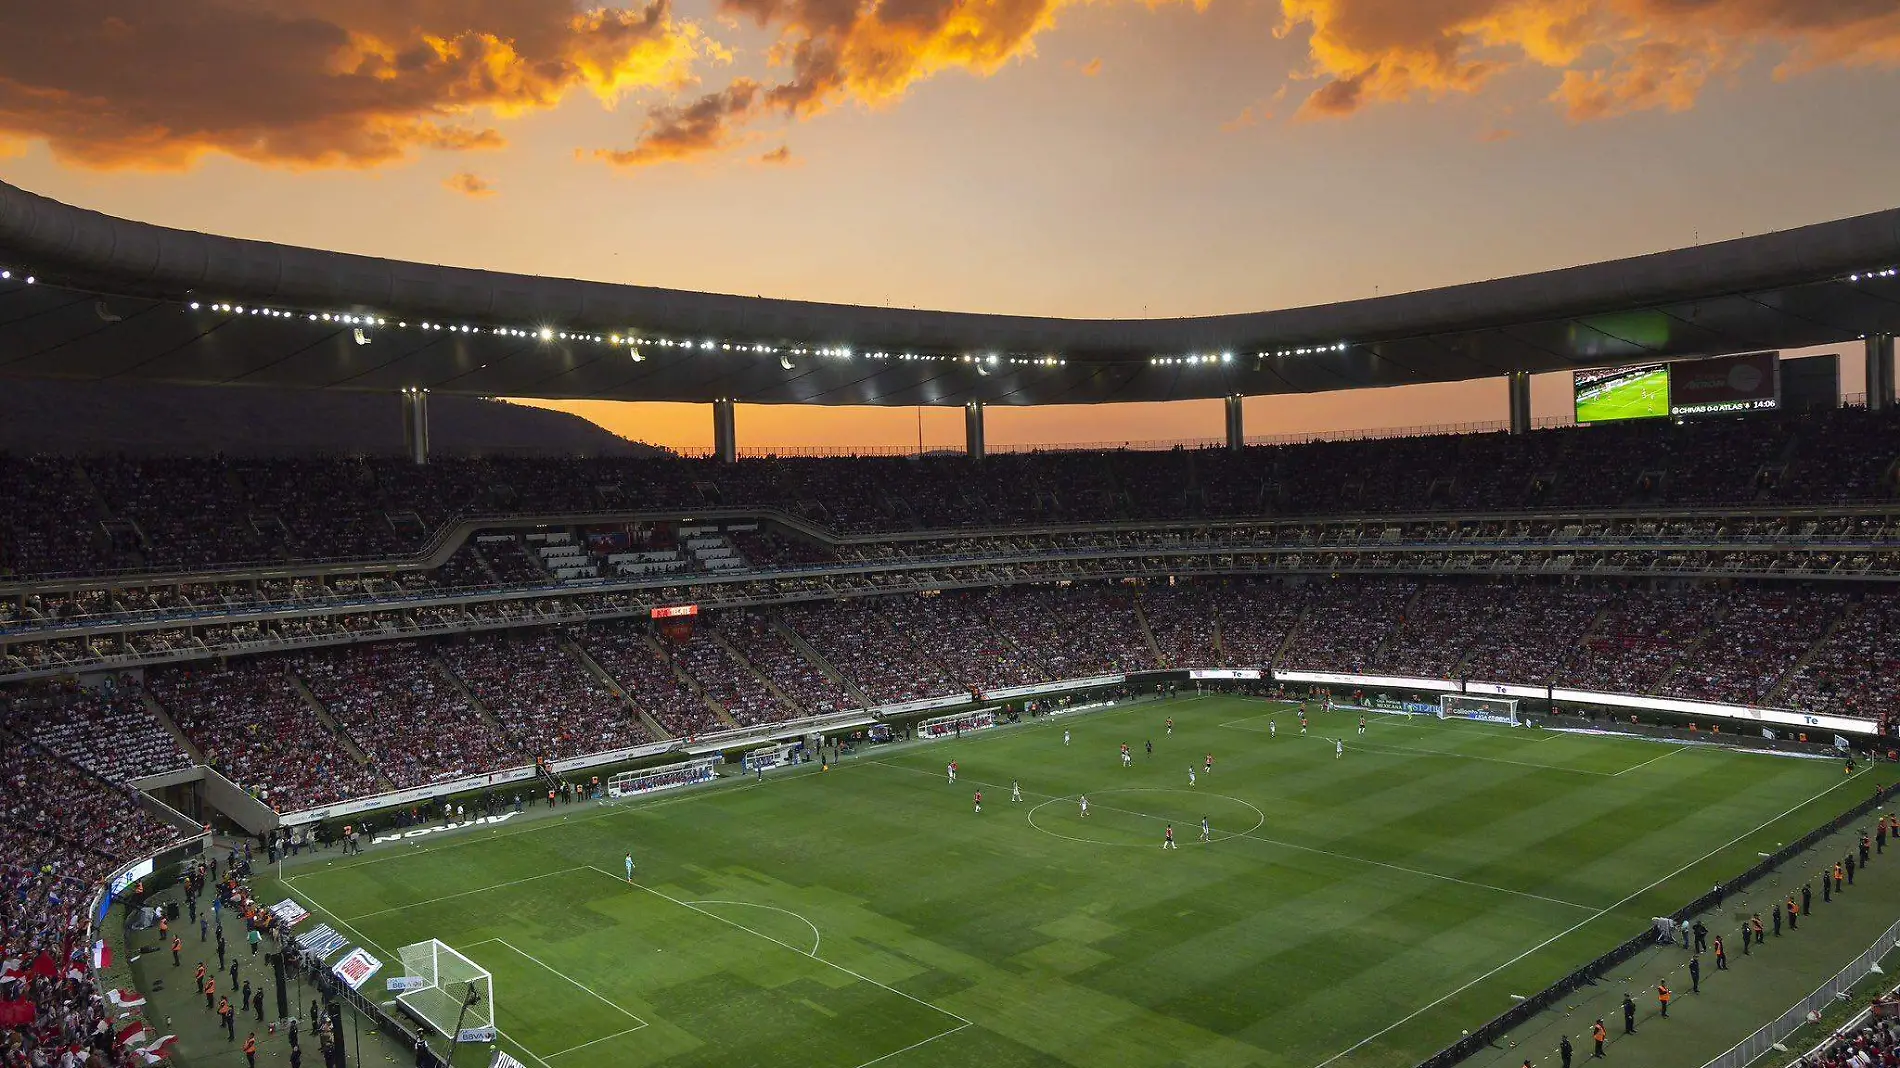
(1658, 985, 1670, 1004)
(1592, 1024, 1606, 1042)
(244, 1038, 256, 1055)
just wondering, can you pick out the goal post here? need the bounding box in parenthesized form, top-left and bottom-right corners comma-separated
(1438, 694, 1521, 726)
(396, 940, 493, 1039)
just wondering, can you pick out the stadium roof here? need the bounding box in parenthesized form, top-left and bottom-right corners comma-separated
(1, 176, 1899, 406)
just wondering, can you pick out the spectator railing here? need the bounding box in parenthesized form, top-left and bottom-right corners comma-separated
(1413, 780, 1899, 1068)
(1695, 917, 1900, 1068)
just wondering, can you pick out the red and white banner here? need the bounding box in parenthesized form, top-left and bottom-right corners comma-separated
(107, 989, 146, 1009)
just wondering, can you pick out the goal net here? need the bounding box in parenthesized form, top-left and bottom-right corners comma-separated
(1438, 694, 1520, 725)
(396, 940, 493, 1039)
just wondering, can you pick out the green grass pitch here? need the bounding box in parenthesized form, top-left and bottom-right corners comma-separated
(1575, 367, 1670, 423)
(262, 697, 1886, 1068)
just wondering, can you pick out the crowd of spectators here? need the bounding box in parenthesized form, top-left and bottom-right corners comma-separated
(570, 622, 717, 737)
(438, 631, 648, 760)
(1798, 994, 1900, 1068)
(146, 658, 382, 809)
(1554, 587, 1726, 696)
(5, 407, 1897, 580)
(294, 642, 517, 787)
(1784, 597, 1900, 725)
(1657, 588, 1848, 706)
(714, 612, 854, 715)
(0, 680, 190, 783)
(0, 737, 183, 1068)
(1007, 584, 1156, 679)
(1277, 578, 1418, 675)
(664, 629, 788, 728)
(781, 599, 964, 704)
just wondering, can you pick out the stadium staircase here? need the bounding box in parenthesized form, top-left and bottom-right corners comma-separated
(708, 627, 805, 718)
(286, 672, 391, 790)
(1132, 598, 1164, 665)
(1764, 605, 1854, 707)
(1268, 601, 1310, 668)
(427, 651, 509, 735)
(138, 689, 206, 765)
(778, 620, 875, 710)
(556, 634, 670, 740)
(650, 633, 739, 730)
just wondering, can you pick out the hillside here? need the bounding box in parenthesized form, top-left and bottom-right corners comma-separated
(0, 380, 658, 456)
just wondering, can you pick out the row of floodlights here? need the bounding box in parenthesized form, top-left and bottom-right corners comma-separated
(1, 269, 35, 284)
(182, 300, 1050, 367)
(1848, 269, 1899, 282)
(1146, 342, 1351, 367)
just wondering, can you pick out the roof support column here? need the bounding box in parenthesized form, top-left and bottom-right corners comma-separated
(713, 398, 738, 463)
(1868, 335, 1895, 412)
(1508, 371, 1532, 436)
(964, 401, 986, 460)
(400, 387, 430, 465)
(1224, 394, 1245, 451)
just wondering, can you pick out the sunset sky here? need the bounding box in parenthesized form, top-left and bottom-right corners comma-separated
(4, 1, 1898, 450)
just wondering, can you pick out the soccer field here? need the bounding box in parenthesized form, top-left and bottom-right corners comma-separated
(263, 697, 1885, 1068)
(1575, 367, 1670, 423)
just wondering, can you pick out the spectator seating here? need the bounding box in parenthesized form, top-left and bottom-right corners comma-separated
(439, 631, 648, 760)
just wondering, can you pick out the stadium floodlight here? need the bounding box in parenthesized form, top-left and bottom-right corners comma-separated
(396, 940, 493, 1041)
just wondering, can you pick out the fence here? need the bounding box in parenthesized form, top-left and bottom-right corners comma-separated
(1697, 916, 1900, 1068)
(1413, 779, 1898, 1068)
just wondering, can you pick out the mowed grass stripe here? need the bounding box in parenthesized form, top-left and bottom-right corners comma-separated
(260, 695, 1885, 1068)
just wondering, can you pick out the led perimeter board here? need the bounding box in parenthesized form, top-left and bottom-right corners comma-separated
(1574, 363, 1670, 423)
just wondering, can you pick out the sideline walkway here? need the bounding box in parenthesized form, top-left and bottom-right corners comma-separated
(1466, 816, 1899, 1068)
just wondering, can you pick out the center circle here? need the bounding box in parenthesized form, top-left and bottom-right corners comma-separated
(1025, 788, 1265, 847)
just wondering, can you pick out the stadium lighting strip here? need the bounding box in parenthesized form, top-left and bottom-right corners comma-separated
(177, 299, 1079, 372)
(1846, 268, 1900, 282)
(0, 268, 36, 284)
(1147, 342, 1351, 367)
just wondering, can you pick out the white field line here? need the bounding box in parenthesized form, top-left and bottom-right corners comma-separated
(864, 759, 1598, 911)
(544, 1024, 649, 1058)
(688, 899, 823, 956)
(477, 937, 648, 1029)
(1614, 745, 1692, 777)
(1282, 733, 1618, 777)
(345, 866, 587, 920)
(1307, 765, 1874, 1068)
(585, 864, 971, 1028)
(847, 1023, 972, 1068)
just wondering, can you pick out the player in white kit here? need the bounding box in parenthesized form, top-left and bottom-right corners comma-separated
(1063, 730, 1070, 746)
(1199, 816, 1211, 843)
(1335, 739, 1344, 759)
(1188, 766, 1197, 786)
(1079, 796, 1090, 817)
(1270, 719, 1277, 737)
(1011, 780, 1022, 803)
(947, 761, 957, 784)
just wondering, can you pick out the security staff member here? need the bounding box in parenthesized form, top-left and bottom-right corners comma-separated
(1657, 981, 1671, 1018)
(1689, 955, 1701, 994)
(1560, 1034, 1574, 1068)
(1591, 1019, 1607, 1058)
(1622, 993, 1637, 1034)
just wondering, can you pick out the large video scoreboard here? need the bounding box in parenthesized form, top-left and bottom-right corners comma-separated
(1574, 351, 1780, 423)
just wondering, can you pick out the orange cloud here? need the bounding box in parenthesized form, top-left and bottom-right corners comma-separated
(1081, 57, 1104, 76)
(444, 172, 498, 197)
(755, 144, 799, 164)
(1478, 124, 1517, 141)
(0, 1, 714, 170)
(1278, 0, 1900, 122)
(597, 0, 1084, 165)
(594, 79, 764, 165)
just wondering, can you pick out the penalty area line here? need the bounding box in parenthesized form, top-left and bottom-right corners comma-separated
(585, 864, 971, 1029)
(345, 866, 587, 921)
(848, 1023, 972, 1068)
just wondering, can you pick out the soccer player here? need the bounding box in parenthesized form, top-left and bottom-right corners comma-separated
(1336, 739, 1344, 759)
(1011, 780, 1023, 803)
(1199, 816, 1210, 843)
(973, 791, 982, 814)
(947, 761, 957, 784)
(1269, 720, 1277, 738)
(1079, 796, 1090, 818)
(1163, 824, 1177, 850)
(1063, 730, 1070, 746)
(1358, 716, 1367, 735)
(1121, 744, 1133, 768)
(1188, 766, 1197, 787)
(1165, 717, 1174, 735)
(1203, 753, 1214, 775)
(624, 853, 635, 881)
(1145, 739, 1153, 759)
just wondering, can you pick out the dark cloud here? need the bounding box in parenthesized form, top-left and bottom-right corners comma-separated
(593, 79, 764, 165)
(0, 0, 711, 169)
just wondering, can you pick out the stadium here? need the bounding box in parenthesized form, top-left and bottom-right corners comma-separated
(3, 173, 1900, 1068)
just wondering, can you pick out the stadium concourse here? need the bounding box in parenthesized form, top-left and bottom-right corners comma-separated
(4, 406, 1900, 1068)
